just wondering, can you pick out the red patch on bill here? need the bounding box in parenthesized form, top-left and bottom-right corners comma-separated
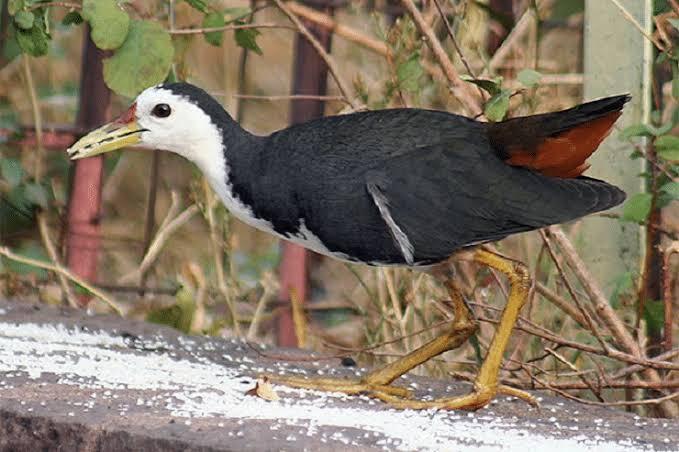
(113, 103, 137, 124)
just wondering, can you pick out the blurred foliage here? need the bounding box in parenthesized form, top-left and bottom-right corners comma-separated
(1, 0, 262, 96)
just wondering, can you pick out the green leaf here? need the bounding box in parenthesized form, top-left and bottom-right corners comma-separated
(62, 11, 84, 26)
(396, 52, 422, 92)
(656, 135, 679, 149)
(484, 89, 511, 122)
(8, 0, 25, 15)
(147, 285, 195, 333)
(660, 181, 679, 200)
(235, 27, 262, 55)
(4, 185, 33, 218)
(1, 23, 22, 67)
(658, 148, 679, 162)
(103, 20, 174, 98)
(656, 135, 679, 161)
(517, 68, 542, 88)
(14, 10, 49, 57)
(82, 0, 130, 50)
(184, 0, 208, 13)
(621, 192, 653, 223)
(620, 123, 652, 139)
(14, 10, 34, 30)
(648, 122, 674, 136)
(202, 11, 225, 47)
(460, 75, 502, 96)
(24, 182, 48, 208)
(672, 61, 679, 100)
(0, 158, 24, 188)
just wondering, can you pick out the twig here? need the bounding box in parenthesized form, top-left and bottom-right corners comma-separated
(37, 215, 79, 308)
(399, 0, 482, 116)
(546, 227, 641, 357)
(272, 0, 358, 109)
(27, 1, 80, 10)
(473, 308, 679, 371)
(247, 273, 277, 340)
(535, 375, 679, 407)
(545, 347, 604, 402)
(233, 93, 348, 103)
(290, 287, 307, 348)
(485, 7, 535, 74)
(0, 247, 124, 315)
(456, 371, 679, 391)
(22, 56, 79, 309)
(662, 241, 679, 353)
(136, 204, 198, 279)
(383, 269, 407, 338)
(21, 57, 44, 182)
(611, 348, 679, 380)
(169, 23, 293, 34)
(119, 196, 199, 285)
(140, 152, 161, 293)
(283, 1, 448, 95)
(204, 181, 241, 335)
(539, 230, 610, 351)
(671, 0, 679, 15)
(431, 0, 477, 79)
(535, 282, 588, 327)
(287, 2, 387, 55)
(545, 228, 677, 415)
(607, 0, 665, 51)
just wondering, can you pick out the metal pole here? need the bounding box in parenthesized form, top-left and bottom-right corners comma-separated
(276, 0, 335, 347)
(65, 28, 111, 304)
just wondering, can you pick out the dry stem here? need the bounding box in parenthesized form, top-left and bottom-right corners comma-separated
(119, 193, 199, 285)
(22, 56, 79, 309)
(273, 0, 358, 109)
(0, 246, 124, 315)
(204, 181, 241, 335)
(399, 0, 482, 116)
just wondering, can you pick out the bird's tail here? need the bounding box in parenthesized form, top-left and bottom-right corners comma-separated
(487, 94, 631, 178)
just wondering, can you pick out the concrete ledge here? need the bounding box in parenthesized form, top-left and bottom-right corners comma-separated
(0, 300, 676, 451)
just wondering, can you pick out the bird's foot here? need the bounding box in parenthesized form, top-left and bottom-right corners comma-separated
(497, 384, 539, 407)
(263, 374, 412, 399)
(265, 373, 538, 411)
(369, 383, 539, 411)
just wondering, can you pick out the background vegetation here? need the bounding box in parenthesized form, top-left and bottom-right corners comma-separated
(0, 0, 677, 417)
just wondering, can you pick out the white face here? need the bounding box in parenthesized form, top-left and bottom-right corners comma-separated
(134, 86, 226, 173)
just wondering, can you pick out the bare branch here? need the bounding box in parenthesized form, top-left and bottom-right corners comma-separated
(273, 0, 358, 109)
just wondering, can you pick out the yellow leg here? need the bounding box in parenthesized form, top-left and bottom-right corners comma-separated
(372, 249, 536, 410)
(266, 277, 477, 399)
(266, 248, 536, 410)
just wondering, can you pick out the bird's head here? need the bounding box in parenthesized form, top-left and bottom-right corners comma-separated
(67, 83, 234, 173)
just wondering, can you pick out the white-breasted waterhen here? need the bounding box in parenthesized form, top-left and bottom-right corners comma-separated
(68, 83, 628, 410)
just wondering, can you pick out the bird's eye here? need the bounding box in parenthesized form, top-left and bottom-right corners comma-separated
(151, 103, 171, 118)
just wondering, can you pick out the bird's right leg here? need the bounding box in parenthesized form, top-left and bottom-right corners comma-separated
(265, 271, 477, 399)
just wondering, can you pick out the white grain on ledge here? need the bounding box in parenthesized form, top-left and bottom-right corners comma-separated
(0, 322, 663, 452)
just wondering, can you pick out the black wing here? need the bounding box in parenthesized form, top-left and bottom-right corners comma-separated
(368, 142, 624, 263)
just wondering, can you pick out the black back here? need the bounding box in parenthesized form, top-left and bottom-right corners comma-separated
(167, 83, 625, 265)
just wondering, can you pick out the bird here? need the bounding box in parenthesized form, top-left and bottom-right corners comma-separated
(67, 82, 628, 410)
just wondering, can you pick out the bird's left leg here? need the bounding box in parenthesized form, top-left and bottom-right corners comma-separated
(372, 248, 537, 410)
